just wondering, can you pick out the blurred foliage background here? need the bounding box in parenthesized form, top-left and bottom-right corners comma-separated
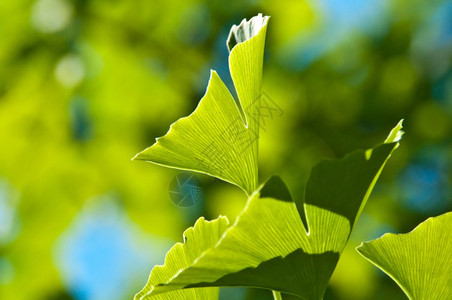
(0, 0, 451, 299)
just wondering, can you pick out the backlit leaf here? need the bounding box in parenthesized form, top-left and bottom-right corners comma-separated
(357, 212, 452, 300)
(134, 217, 229, 300)
(137, 122, 403, 300)
(133, 14, 270, 195)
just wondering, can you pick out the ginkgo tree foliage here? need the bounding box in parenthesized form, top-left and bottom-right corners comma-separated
(133, 14, 270, 195)
(133, 13, 450, 300)
(357, 212, 452, 300)
(134, 120, 403, 300)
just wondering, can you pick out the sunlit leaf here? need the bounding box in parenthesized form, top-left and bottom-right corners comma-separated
(357, 212, 452, 300)
(133, 14, 270, 195)
(134, 217, 229, 300)
(137, 122, 402, 300)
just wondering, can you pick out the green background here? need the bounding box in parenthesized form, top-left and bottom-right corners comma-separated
(0, 0, 451, 299)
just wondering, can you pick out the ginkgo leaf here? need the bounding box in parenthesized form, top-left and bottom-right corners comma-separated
(357, 212, 452, 300)
(134, 217, 229, 300)
(136, 122, 403, 300)
(132, 14, 270, 195)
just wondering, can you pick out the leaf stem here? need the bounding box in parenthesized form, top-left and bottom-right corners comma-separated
(272, 291, 282, 300)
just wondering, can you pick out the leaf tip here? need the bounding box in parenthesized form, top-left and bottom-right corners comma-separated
(355, 242, 365, 252)
(131, 149, 149, 161)
(227, 13, 270, 51)
(384, 119, 404, 144)
(131, 153, 140, 161)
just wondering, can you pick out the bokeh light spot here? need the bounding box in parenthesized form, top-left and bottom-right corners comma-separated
(31, 0, 73, 33)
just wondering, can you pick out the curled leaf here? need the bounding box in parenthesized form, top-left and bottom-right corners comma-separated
(133, 14, 270, 195)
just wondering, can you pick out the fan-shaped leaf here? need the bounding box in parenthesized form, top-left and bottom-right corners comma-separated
(137, 122, 403, 300)
(357, 212, 452, 300)
(133, 14, 270, 195)
(134, 217, 229, 300)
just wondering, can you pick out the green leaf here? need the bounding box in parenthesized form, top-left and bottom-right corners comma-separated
(138, 122, 402, 300)
(357, 212, 452, 300)
(132, 14, 270, 195)
(134, 217, 229, 300)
